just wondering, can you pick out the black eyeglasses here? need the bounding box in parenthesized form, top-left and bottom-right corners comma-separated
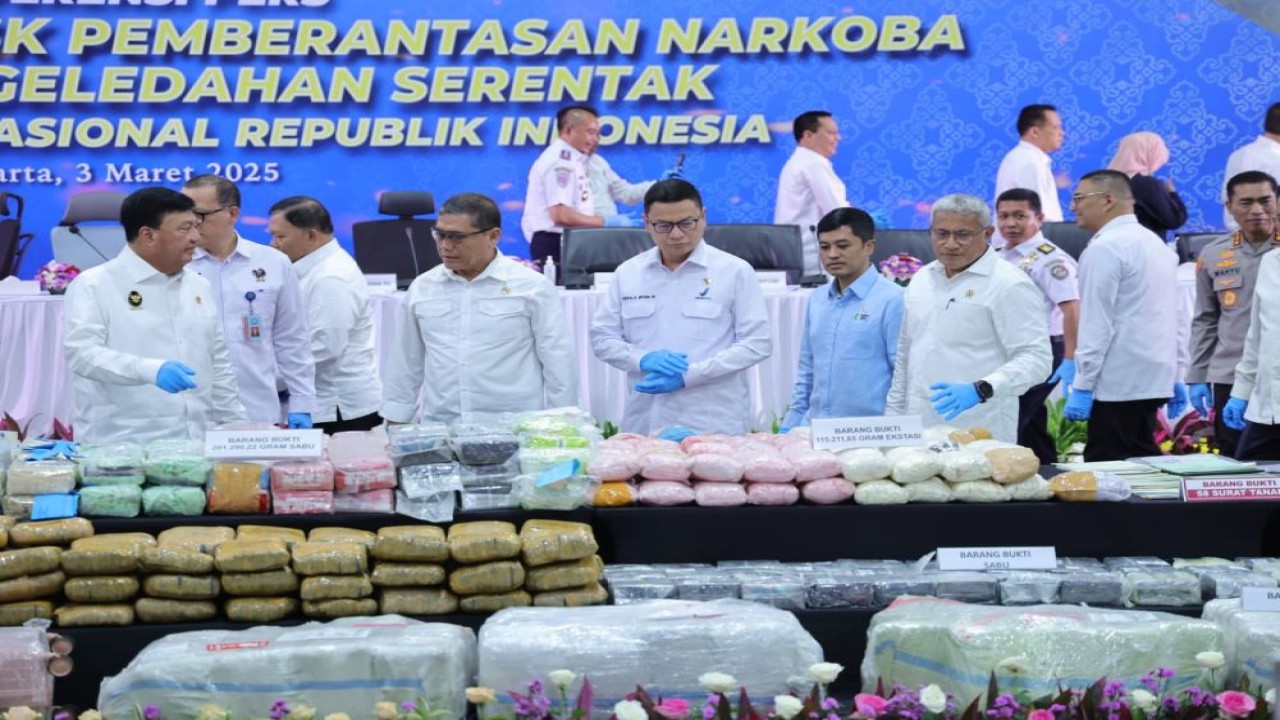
(432, 227, 494, 243)
(193, 206, 229, 222)
(650, 217, 700, 234)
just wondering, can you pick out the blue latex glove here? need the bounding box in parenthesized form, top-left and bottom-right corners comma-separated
(657, 425, 697, 443)
(1063, 388, 1094, 421)
(1189, 383, 1212, 418)
(1223, 397, 1248, 431)
(1048, 358, 1076, 391)
(639, 350, 689, 376)
(287, 413, 313, 429)
(661, 165, 684, 180)
(604, 212, 642, 228)
(1166, 383, 1189, 419)
(634, 372, 685, 394)
(778, 424, 794, 435)
(928, 382, 981, 421)
(155, 361, 197, 393)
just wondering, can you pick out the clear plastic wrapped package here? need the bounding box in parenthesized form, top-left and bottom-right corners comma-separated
(1203, 598, 1280, 689)
(458, 458, 520, 485)
(839, 448, 892, 483)
(871, 574, 936, 607)
(1049, 471, 1132, 502)
(606, 572, 675, 604)
(805, 570, 876, 608)
(478, 600, 821, 716)
(451, 428, 521, 466)
(929, 571, 998, 604)
(78, 443, 146, 486)
(328, 431, 395, 493)
(269, 460, 335, 493)
(78, 484, 142, 518)
(272, 490, 335, 515)
(144, 441, 211, 487)
(332, 489, 395, 514)
(1198, 569, 1277, 600)
(939, 450, 992, 483)
(5, 460, 77, 494)
(517, 447, 593, 476)
(738, 570, 806, 610)
(208, 462, 270, 514)
(889, 450, 943, 485)
(0, 626, 55, 709)
(395, 489, 456, 523)
(1057, 557, 1107, 572)
(1126, 570, 1202, 606)
(388, 423, 454, 467)
(1104, 556, 1172, 571)
(398, 463, 462, 500)
(460, 482, 519, 510)
(1058, 571, 1128, 606)
(141, 486, 207, 516)
(997, 572, 1062, 605)
(673, 569, 741, 601)
(513, 473, 598, 511)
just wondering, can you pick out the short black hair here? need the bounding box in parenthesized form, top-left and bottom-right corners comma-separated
(1017, 104, 1057, 136)
(268, 196, 333, 234)
(1265, 102, 1280, 135)
(643, 179, 703, 213)
(793, 110, 832, 142)
(996, 188, 1043, 214)
(183, 174, 241, 208)
(439, 192, 501, 231)
(556, 105, 599, 133)
(1227, 170, 1280, 199)
(816, 207, 875, 242)
(1079, 169, 1134, 200)
(121, 187, 195, 242)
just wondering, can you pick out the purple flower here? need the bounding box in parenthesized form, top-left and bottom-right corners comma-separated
(400, 703, 416, 713)
(55, 712, 71, 720)
(821, 697, 840, 711)
(1158, 667, 1175, 679)
(143, 706, 161, 720)
(701, 706, 715, 720)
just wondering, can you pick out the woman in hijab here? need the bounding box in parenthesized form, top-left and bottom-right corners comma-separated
(1106, 131, 1187, 241)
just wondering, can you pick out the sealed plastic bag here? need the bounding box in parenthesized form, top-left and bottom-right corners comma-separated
(449, 521, 521, 564)
(1049, 471, 1132, 502)
(520, 519, 598, 567)
(374, 526, 449, 563)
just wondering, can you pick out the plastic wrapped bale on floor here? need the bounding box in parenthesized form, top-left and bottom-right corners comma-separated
(0, 626, 57, 711)
(479, 599, 822, 711)
(862, 598, 1224, 704)
(98, 615, 476, 720)
(1203, 598, 1280, 689)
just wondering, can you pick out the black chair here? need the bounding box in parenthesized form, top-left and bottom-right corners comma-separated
(702, 223, 804, 284)
(1176, 231, 1226, 264)
(559, 227, 651, 288)
(352, 191, 440, 289)
(50, 191, 128, 270)
(1040, 221, 1094, 261)
(870, 229, 934, 267)
(0, 191, 33, 280)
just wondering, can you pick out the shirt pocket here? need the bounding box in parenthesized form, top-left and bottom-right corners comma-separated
(620, 299, 656, 319)
(842, 319, 881, 359)
(934, 300, 993, 351)
(412, 300, 454, 346)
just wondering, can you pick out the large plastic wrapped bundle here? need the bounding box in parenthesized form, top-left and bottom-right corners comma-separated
(1, 547, 63, 580)
(332, 488, 395, 514)
(79, 485, 143, 517)
(996, 572, 1061, 605)
(9, 518, 94, 547)
(805, 569, 876, 608)
(142, 486, 207, 516)
(144, 441, 211, 487)
(839, 448, 892, 483)
(268, 461, 334, 493)
(1198, 569, 1277, 600)
(1058, 571, 1128, 606)
(388, 422, 454, 467)
(520, 519, 597, 567)
(78, 443, 146, 486)
(519, 447, 594, 476)
(237, 525, 306, 548)
(1203, 598, 1280, 690)
(738, 569, 806, 610)
(636, 480, 695, 505)
(801, 478, 855, 505)
(6, 460, 77, 494)
(157, 526, 234, 554)
(327, 431, 395, 494)
(451, 427, 521, 466)
(939, 450, 993, 483)
(1126, 570, 1201, 606)
(99, 616, 477, 720)
(689, 454, 744, 483)
(395, 489, 456, 522)
(863, 598, 1224, 703)
(207, 462, 269, 514)
(513, 473, 598, 511)
(457, 460, 519, 488)
(0, 626, 55, 709)
(479, 599, 822, 710)
(214, 540, 291, 573)
(272, 490, 334, 515)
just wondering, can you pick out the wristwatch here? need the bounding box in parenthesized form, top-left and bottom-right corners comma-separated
(974, 380, 994, 403)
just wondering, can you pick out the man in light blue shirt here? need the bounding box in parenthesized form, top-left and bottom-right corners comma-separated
(781, 207, 905, 431)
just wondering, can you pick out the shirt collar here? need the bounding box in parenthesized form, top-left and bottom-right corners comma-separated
(192, 232, 254, 264)
(118, 243, 174, 284)
(644, 240, 709, 272)
(294, 238, 339, 277)
(930, 246, 997, 278)
(1098, 214, 1140, 235)
(437, 250, 513, 284)
(829, 267, 880, 300)
(1000, 231, 1048, 258)
(553, 138, 588, 164)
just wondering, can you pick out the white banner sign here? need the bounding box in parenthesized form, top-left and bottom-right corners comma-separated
(809, 415, 924, 450)
(937, 546, 1058, 571)
(1241, 586, 1280, 612)
(755, 271, 789, 289)
(205, 429, 324, 460)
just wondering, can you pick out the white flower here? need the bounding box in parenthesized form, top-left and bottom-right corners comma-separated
(699, 672, 739, 694)
(1266, 689, 1275, 705)
(1195, 651, 1225, 669)
(374, 701, 399, 720)
(920, 684, 947, 714)
(324, 714, 351, 720)
(615, 700, 648, 720)
(548, 669, 577, 691)
(78, 711, 104, 720)
(1130, 689, 1158, 713)
(195, 705, 230, 720)
(5, 708, 40, 720)
(808, 662, 844, 684)
(995, 656, 1029, 675)
(466, 688, 498, 706)
(773, 695, 804, 720)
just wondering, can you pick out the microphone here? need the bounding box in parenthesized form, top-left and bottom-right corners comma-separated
(67, 224, 110, 264)
(403, 225, 422, 277)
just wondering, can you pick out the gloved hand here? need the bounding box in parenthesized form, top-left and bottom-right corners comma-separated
(634, 372, 685, 394)
(639, 350, 689, 376)
(1048, 358, 1076, 391)
(1063, 388, 1094, 421)
(657, 425, 697, 443)
(604, 212, 642, 228)
(1166, 383, 1189, 419)
(155, 361, 197, 393)
(661, 164, 684, 180)
(778, 423, 794, 435)
(1189, 383, 1212, 418)
(287, 413, 313, 429)
(928, 382, 981, 421)
(1223, 397, 1249, 431)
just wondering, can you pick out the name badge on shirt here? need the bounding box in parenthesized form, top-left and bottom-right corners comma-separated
(243, 311, 263, 341)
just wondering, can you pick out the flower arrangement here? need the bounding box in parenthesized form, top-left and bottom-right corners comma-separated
(878, 254, 923, 286)
(35, 260, 81, 295)
(1154, 411, 1218, 455)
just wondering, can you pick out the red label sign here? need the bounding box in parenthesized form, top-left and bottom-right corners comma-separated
(1182, 477, 1280, 501)
(205, 641, 270, 651)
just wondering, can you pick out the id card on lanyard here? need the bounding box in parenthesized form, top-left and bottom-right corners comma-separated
(242, 291, 263, 342)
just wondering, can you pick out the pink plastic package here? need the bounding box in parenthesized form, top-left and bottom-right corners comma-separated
(743, 454, 796, 483)
(272, 490, 335, 515)
(791, 451, 843, 482)
(639, 453, 691, 482)
(689, 454, 744, 483)
(746, 482, 799, 506)
(332, 488, 395, 514)
(0, 627, 54, 710)
(591, 452, 641, 482)
(685, 441, 738, 457)
(269, 460, 335, 492)
(801, 477, 856, 505)
(636, 480, 696, 506)
(694, 482, 747, 507)
(327, 431, 395, 493)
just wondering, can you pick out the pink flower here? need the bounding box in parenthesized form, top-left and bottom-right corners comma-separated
(1028, 710, 1055, 720)
(854, 694, 889, 718)
(1217, 691, 1256, 718)
(654, 698, 691, 719)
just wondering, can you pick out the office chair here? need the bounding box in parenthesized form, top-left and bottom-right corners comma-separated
(870, 229, 935, 267)
(1040, 221, 1094, 261)
(50, 191, 128, 270)
(559, 227, 651, 288)
(0, 191, 33, 279)
(702, 224, 805, 285)
(352, 191, 440, 289)
(1175, 231, 1227, 265)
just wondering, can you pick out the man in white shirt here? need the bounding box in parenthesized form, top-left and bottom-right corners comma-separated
(63, 187, 246, 445)
(1064, 170, 1183, 461)
(1222, 102, 1280, 231)
(1222, 246, 1280, 460)
(382, 192, 576, 425)
(521, 105, 649, 277)
(268, 196, 382, 433)
(182, 175, 316, 428)
(994, 104, 1065, 224)
(591, 179, 772, 436)
(774, 110, 850, 279)
(887, 194, 1051, 444)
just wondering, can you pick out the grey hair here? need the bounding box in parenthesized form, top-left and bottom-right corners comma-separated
(931, 193, 991, 227)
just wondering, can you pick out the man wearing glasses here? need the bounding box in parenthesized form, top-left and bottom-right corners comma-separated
(63, 187, 247, 444)
(270, 196, 382, 434)
(886, 194, 1050, 444)
(183, 175, 316, 429)
(1063, 170, 1182, 461)
(382, 193, 575, 425)
(590, 179, 771, 436)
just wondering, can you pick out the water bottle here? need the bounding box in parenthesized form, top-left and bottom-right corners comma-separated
(543, 256, 556, 284)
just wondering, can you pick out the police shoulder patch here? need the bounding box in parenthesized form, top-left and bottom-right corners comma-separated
(1038, 243, 1055, 255)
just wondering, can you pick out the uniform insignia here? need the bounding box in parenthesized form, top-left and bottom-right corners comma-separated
(559, 149, 571, 160)
(252, 268, 266, 282)
(1219, 249, 1236, 259)
(554, 167, 572, 188)
(1037, 243, 1054, 255)
(703, 277, 711, 286)
(501, 286, 511, 295)
(127, 290, 142, 308)
(1216, 259, 1238, 269)
(1217, 275, 1241, 288)
(1196, 257, 1203, 272)
(965, 289, 975, 298)
(1049, 262, 1069, 280)
(1222, 289, 1238, 307)
(195, 295, 202, 305)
